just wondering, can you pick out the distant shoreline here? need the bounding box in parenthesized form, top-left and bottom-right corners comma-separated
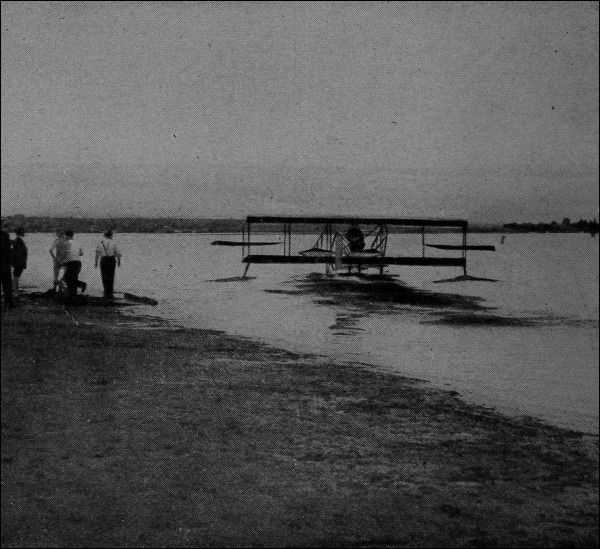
(2, 215, 598, 235)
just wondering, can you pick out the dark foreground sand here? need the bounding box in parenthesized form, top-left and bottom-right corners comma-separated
(1, 298, 598, 547)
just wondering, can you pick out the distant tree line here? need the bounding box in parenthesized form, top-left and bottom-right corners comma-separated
(1, 215, 598, 235)
(503, 217, 599, 234)
(0, 216, 245, 234)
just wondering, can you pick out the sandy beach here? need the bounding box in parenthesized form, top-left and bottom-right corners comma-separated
(1, 297, 598, 547)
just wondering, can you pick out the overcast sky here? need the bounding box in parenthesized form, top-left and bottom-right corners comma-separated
(1, 1, 598, 221)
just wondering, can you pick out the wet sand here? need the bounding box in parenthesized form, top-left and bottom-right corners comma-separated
(1, 298, 598, 547)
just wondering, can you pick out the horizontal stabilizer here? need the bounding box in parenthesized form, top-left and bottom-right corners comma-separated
(426, 244, 496, 251)
(211, 240, 281, 246)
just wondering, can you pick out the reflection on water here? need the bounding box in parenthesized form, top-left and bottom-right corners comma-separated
(267, 272, 496, 338)
(284, 272, 488, 310)
(329, 311, 366, 336)
(270, 272, 502, 336)
(425, 311, 600, 328)
(276, 272, 599, 330)
(424, 312, 538, 327)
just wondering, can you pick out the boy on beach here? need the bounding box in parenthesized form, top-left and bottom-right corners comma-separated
(11, 227, 28, 296)
(95, 230, 122, 298)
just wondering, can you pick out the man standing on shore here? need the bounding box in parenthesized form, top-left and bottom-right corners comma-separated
(62, 229, 86, 301)
(95, 230, 121, 298)
(1, 222, 15, 309)
(11, 227, 28, 296)
(49, 230, 65, 291)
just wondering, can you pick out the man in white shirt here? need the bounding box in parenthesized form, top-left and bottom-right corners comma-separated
(62, 229, 86, 300)
(49, 229, 68, 291)
(95, 230, 121, 298)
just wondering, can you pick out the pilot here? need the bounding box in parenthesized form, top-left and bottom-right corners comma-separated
(345, 222, 365, 252)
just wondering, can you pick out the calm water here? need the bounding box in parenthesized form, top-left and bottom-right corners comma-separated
(22, 232, 599, 434)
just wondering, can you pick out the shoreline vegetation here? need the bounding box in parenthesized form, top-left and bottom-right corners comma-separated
(1, 215, 598, 235)
(1, 297, 598, 547)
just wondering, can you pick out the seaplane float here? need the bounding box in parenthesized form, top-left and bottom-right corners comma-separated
(211, 216, 497, 282)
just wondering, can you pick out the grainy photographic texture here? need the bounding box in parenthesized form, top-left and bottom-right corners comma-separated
(1, 2, 598, 547)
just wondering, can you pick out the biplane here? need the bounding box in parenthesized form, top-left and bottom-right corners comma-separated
(212, 216, 496, 282)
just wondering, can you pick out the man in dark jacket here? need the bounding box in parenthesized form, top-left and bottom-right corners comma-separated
(11, 226, 28, 296)
(345, 223, 365, 252)
(1, 222, 15, 309)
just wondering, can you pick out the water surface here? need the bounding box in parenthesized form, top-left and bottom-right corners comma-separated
(22, 232, 599, 433)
